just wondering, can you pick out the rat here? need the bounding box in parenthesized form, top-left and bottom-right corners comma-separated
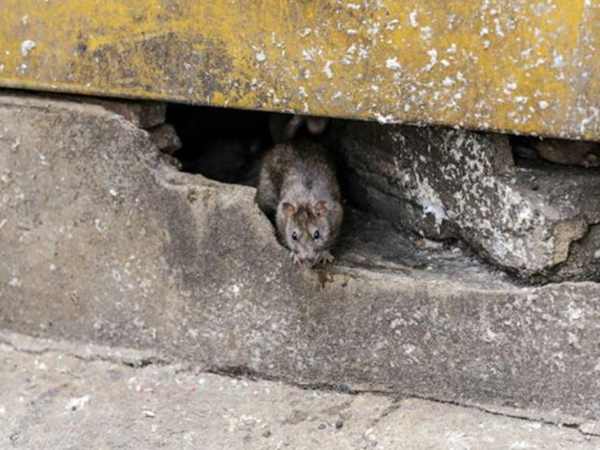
(532, 138, 600, 168)
(256, 139, 343, 267)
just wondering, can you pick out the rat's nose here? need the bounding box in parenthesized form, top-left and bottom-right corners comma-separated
(306, 256, 318, 267)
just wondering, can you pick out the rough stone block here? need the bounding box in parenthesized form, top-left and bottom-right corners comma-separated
(7, 91, 167, 129)
(1, 92, 600, 424)
(2, 337, 599, 448)
(75, 97, 167, 129)
(335, 121, 600, 280)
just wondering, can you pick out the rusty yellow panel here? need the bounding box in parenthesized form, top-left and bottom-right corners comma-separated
(0, 0, 598, 140)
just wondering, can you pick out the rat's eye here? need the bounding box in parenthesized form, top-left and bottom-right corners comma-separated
(313, 230, 320, 240)
(292, 231, 298, 241)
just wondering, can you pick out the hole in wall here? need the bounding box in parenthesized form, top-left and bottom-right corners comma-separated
(3, 89, 596, 284)
(166, 104, 272, 185)
(163, 103, 599, 285)
(163, 104, 515, 287)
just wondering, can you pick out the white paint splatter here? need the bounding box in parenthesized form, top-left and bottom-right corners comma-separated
(323, 61, 334, 79)
(494, 18, 505, 37)
(374, 113, 395, 124)
(420, 26, 432, 40)
(342, 44, 356, 64)
(504, 81, 517, 94)
(21, 40, 36, 56)
(302, 49, 315, 61)
(255, 51, 266, 62)
(552, 52, 565, 68)
(579, 107, 599, 134)
(538, 101, 549, 110)
(409, 10, 418, 27)
(386, 19, 400, 30)
(424, 49, 437, 71)
(386, 57, 402, 70)
(442, 77, 455, 87)
(357, 45, 369, 60)
(367, 22, 380, 36)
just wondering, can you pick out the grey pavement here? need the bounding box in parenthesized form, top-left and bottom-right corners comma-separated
(0, 332, 598, 450)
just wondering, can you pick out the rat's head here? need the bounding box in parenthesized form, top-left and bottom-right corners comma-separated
(281, 201, 332, 266)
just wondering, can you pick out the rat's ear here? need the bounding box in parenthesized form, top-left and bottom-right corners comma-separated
(283, 116, 305, 141)
(306, 117, 328, 135)
(282, 202, 296, 216)
(314, 201, 328, 216)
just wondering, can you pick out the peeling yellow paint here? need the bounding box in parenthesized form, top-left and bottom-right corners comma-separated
(0, 0, 598, 140)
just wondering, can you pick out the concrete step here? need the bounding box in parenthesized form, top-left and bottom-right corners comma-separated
(1, 332, 598, 450)
(335, 120, 600, 282)
(1, 91, 600, 426)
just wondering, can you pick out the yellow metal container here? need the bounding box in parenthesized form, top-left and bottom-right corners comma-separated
(0, 0, 598, 140)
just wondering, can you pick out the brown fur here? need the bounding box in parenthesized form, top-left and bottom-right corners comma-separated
(256, 139, 343, 266)
(533, 139, 600, 168)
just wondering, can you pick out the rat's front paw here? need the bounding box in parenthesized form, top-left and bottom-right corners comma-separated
(318, 251, 335, 265)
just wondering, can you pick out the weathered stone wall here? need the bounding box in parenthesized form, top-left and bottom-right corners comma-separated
(1, 92, 600, 424)
(334, 121, 600, 281)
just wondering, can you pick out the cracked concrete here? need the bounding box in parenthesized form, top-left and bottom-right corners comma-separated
(0, 330, 170, 369)
(2, 91, 600, 423)
(333, 121, 600, 281)
(2, 332, 599, 450)
(3, 329, 600, 440)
